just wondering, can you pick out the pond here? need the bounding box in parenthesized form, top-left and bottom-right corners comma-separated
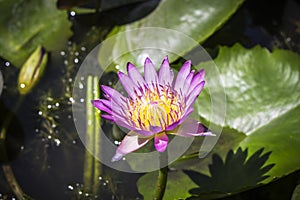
(0, 0, 300, 199)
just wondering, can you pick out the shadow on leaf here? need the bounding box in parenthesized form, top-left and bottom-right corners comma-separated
(183, 147, 274, 197)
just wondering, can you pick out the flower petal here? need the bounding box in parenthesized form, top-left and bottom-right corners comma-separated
(174, 60, 191, 92)
(127, 62, 146, 92)
(133, 125, 162, 137)
(135, 129, 157, 136)
(154, 133, 169, 152)
(185, 81, 205, 109)
(159, 56, 173, 85)
(98, 99, 111, 109)
(182, 70, 194, 95)
(94, 96, 128, 121)
(144, 57, 158, 84)
(118, 71, 138, 98)
(172, 118, 215, 137)
(91, 99, 112, 114)
(165, 121, 180, 131)
(112, 131, 151, 162)
(179, 107, 194, 124)
(101, 85, 126, 107)
(101, 114, 115, 121)
(187, 69, 205, 97)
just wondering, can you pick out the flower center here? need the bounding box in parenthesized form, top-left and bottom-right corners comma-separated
(127, 83, 183, 130)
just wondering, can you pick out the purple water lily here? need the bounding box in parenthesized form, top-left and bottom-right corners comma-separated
(92, 56, 214, 162)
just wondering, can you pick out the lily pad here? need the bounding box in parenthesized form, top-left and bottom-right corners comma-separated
(197, 44, 300, 180)
(0, 0, 72, 68)
(198, 44, 300, 134)
(239, 106, 300, 181)
(98, 0, 244, 72)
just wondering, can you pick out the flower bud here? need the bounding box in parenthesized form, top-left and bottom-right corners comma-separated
(18, 46, 48, 95)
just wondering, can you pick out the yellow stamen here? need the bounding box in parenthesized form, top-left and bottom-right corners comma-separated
(127, 84, 183, 130)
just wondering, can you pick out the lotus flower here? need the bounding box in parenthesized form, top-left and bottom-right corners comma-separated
(92, 56, 214, 162)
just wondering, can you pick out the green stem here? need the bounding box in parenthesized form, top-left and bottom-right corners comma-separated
(153, 152, 168, 200)
(2, 164, 24, 200)
(83, 76, 94, 191)
(83, 75, 102, 194)
(92, 76, 101, 194)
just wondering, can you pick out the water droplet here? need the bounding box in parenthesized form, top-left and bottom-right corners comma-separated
(81, 47, 86, 51)
(72, 140, 77, 144)
(48, 135, 52, 139)
(70, 11, 76, 16)
(103, 182, 107, 186)
(54, 139, 61, 146)
(60, 51, 66, 56)
(20, 146, 24, 150)
(79, 82, 84, 89)
(74, 58, 79, 64)
(68, 78, 73, 82)
(20, 83, 26, 89)
(38, 111, 43, 115)
(98, 176, 102, 180)
(115, 65, 120, 70)
(64, 60, 69, 65)
(52, 124, 56, 128)
(69, 97, 75, 103)
(47, 105, 52, 109)
(80, 98, 85, 103)
(35, 128, 39, 133)
(55, 102, 60, 107)
(68, 185, 74, 190)
(4, 61, 10, 67)
(78, 191, 83, 195)
(75, 52, 79, 56)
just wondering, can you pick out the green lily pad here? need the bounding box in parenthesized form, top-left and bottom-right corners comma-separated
(0, 0, 72, 68)
(239, 106, 300, 181)
(197, 44, 300, 180)
(98, 0, 244, 72)
(198, 44, 300, 134)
